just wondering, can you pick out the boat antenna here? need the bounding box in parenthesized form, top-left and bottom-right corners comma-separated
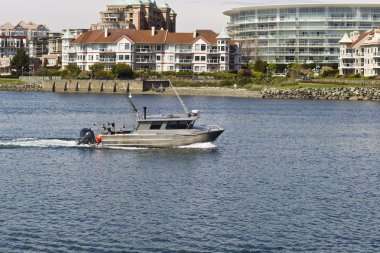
(168, 80, 190, 115)
(126, 84, 141, 118)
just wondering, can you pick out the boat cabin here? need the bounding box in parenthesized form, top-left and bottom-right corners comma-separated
(136, 113, 199, 131)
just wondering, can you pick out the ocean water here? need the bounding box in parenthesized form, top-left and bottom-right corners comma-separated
(0, 91, 380, 252)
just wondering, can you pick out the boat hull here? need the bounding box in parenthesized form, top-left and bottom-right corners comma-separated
(100, 129, 224, 148)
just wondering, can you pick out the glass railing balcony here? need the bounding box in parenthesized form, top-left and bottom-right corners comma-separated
(373, 52, 380, 57)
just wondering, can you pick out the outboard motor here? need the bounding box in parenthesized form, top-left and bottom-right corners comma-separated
(78, 128, 96, 145)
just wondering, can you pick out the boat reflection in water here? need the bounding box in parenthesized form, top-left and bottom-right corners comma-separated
(78, 81, 224, 148)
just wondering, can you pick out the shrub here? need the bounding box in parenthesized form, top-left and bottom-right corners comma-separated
(35, 68, 50, 76)
(321, 69, 339, 77)
(95, 70, 114, 80)
(112, 64, 134, 79)
(252, 71, 265, 78)
(60, 69, 70, 79)
(368, 76, 376, 79)
(238, 68, 252, 77)
(77, 71, 90, 79)
(348, 73, 361, 78)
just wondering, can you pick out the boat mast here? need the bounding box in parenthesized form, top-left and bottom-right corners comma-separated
(126, 84, 141, 118)
(168, 80, 190, 115)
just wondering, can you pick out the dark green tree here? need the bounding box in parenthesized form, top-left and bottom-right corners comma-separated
(65, 63, 81, 78)
(253, 58, 268, 73)
(10, 49, 29, 77)
(112, 63, 134, 79)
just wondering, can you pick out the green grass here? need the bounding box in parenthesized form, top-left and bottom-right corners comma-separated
(0, 78, 25, 85)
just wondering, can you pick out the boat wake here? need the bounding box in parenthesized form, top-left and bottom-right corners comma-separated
(178, 142, 217, 149)
(0, 138, 81, 149)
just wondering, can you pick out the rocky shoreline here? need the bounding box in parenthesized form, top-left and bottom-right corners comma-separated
(0, 83, 43, 92)
(261, 87, 380, 101)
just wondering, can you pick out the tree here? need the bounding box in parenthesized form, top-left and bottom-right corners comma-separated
(10, 49, 29, 77)
(65, 63, 81, 78)
(90, 63, 104, 78)
(112, 63, 134, 79)
(253, 58, 268, 73)
(268, 63, 277, 73)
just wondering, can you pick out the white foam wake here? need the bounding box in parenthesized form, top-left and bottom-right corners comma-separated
(178, 142, 217, 149)
(0, 138, 80, 148)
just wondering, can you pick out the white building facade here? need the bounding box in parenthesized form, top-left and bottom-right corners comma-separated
(62, 29, 241, 72)
(339, 28, 380, 77)
(224, 4, 380, 64)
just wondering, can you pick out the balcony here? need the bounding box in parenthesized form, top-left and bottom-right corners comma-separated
(340, 53, 355, 58)
(176, 49, 192, 53)
(135, 59, 155, 63)
(135, 48, 153, 53)
(341, 63, 356, 68)
(99, 48, 115, 53)
(68, 58, 76, 63)
(99, 58, 116, 62)
(208, 59, 220, 64)
(373, 62, 380, 68)
(177, 59, 192, 64)
(208, 49, 219, 54)
(373, 52, 380, 57)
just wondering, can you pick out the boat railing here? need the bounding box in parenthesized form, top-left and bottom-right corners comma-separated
(208, 125, 222, 132)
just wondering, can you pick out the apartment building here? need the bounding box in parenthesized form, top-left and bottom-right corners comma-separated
(339, 28, 380, 77)
(61, 28, 241, 73)
(224, 4, 380, 64)
(92, 0, 176, 32)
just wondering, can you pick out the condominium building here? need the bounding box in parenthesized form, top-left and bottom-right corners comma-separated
(339, 28, 380, 77)
(224, 4, 380, 64)
(61, 28, 241, 72)
(91, 0, 176, 32)
(0, 21, 50, 57)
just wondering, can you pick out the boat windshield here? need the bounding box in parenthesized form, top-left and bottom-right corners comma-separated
(166, 121, 193, 130)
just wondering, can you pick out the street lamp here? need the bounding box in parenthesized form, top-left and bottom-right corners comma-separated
(21, 67, 24, 77)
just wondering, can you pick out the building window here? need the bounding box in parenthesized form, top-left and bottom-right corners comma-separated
(201, 44, 206, 51)
(201, 56, 206, 61)
(157, 55, 161, 61)
(221, 56, 225, 62)
(195, 56, 200, 61)
(125, 55, 130, 60)
(119, 55, 124, 61)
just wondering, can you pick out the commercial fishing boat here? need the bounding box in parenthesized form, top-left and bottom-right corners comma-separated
(77, 81, 224, 148)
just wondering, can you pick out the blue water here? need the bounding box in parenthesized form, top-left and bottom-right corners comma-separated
(1, 91, 380, 252)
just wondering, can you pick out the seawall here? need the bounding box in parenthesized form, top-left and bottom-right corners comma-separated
(17, 77, 143, 94)
(261, 87, 380, 101)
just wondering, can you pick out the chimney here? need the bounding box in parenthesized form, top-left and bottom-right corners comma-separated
(151, 26, 155, 36)
(193, 31, 197, 38)
(351, 31, 359, 42)
(104, 28, 108, 38)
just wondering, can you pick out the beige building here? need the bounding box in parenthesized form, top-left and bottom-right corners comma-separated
(62, 28, 241, 73)
(339, 28, 380, 77)
(92, 0, 176, 32)
(0, 21, 50, 57)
